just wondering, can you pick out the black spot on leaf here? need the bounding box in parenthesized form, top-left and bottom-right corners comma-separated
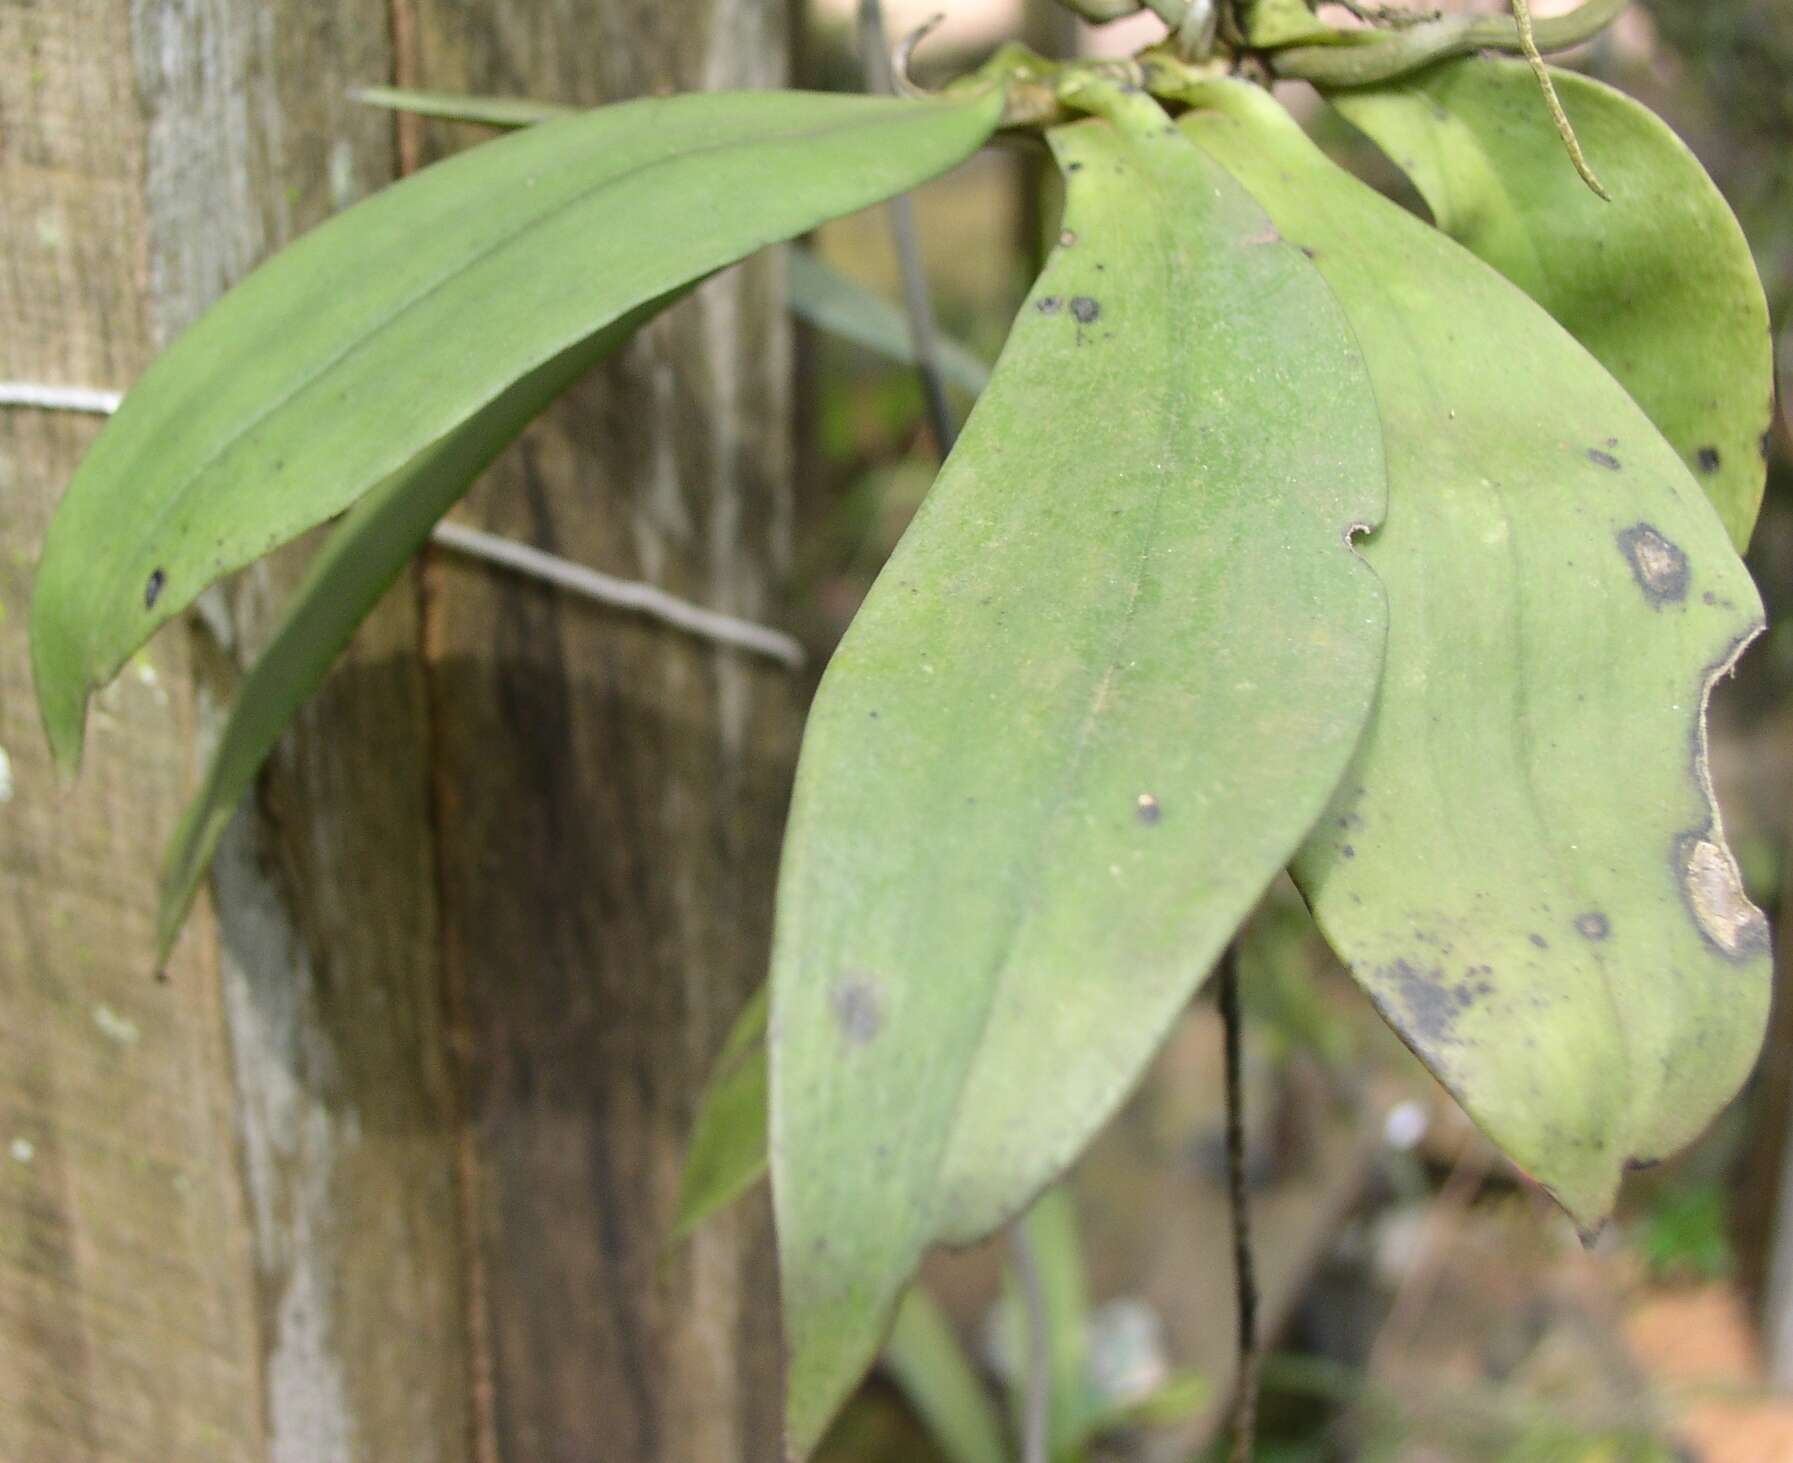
(1696, 445, 1722, 473)
(1036, 296, 1064, 315)
(1587, 448, 1621, 471)
(144, 568, 166, 610)
(1069, 297, 1100, 325)
(1574, 912, 1611, 941)
(1616, 523, 1690, 607)
(1529, 932, 1549, 949)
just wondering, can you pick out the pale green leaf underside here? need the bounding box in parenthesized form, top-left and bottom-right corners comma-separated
(31, 88, 1002, 774)
(1182, 80, 1770, 1229)
(669, 982, 771, 1244)
(1327, 58, 1773, 551)
(772, 96, 1387, 1454)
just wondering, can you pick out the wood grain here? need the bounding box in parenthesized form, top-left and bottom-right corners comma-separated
(405, 2, 797, 1457)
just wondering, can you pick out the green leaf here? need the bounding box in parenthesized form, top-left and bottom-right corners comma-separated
(787, 248, 992, 396)
(668, 982, 771, 1244)
(772, 88, 1388, 1454)
(1327, 57, 1774, 551)
(996, 1187, 1093, 1460)
(31, 87, 1003, 775)
(1179, 78, 1770, 1230)
(354, 95, 999, 396)
(156, 296, 680, 961)
(882, 1287, 1010, 1463)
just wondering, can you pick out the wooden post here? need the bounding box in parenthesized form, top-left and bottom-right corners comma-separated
(398, 3, 793, 1456)
(2, 0, 793, 1458)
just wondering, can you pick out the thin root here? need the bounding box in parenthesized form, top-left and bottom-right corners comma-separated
(1511, 0, 1610, 200)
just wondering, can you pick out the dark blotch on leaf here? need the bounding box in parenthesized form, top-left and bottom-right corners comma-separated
(144, 568, 166, 610)
(1069, 296, 1100, 325)
(1696, 445, 1722, 474)
(1384, 959, 1461, 1050)
(1586, 448, 1621, 471)
(830, 972, 884, 1046)
(1036, 296, 1063, 315)
(1574, 912, 1611, 942)
(1529, 932, 1549, 949)
(1616, 523, 1690, 608)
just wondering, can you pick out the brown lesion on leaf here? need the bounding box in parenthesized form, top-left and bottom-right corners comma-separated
(1615, 523, 1690, 608)
(830, 971, 885, 1045)
(1674, 830, 1769, 960)
(1574, 912, 1611, 942)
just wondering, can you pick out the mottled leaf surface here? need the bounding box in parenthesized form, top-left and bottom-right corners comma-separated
(1328, 58, 1773, 550)
(1182, 80, 1770, 1229)
(32, 88, 1002, 773)
(772, 95, 1387, 1454)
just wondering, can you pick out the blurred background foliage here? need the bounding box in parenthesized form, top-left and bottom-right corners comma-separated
(779, 1, 1793, 1458)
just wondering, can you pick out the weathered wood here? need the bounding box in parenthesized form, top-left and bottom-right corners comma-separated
(3, 3, 472, 1459)
(136, 4, 474, 1458)
(399, 2, 796, 1457)
(0, 5, 264, 1459)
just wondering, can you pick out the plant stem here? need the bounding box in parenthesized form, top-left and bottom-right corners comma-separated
(858, 0, 959, 458)
(1219, 943, 1259, 1463)
(1010, 1222, 1051, 1463)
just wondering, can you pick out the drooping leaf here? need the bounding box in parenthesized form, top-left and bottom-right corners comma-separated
(787, 248, 992, 396)
(882, 1287, 1010, 1463)
(31, 87, 1003, 774)
(669, 982, 771, 1244)
(155, 296, 682, 961)
(1179, 79, 1770, 1230)
(772, 87, 1388, 1454)
(1326, 57, 1774, 551)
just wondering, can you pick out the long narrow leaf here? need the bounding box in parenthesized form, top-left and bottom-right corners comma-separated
(787, 248, 991, 396)
(772, 86, 1388, 1454)
(32, 87, 1003, 774)
(668, 982, 771, 1244)
(155, 296, 679, 960)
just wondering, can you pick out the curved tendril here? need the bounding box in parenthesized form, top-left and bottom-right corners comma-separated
(893, 14, 947, 99)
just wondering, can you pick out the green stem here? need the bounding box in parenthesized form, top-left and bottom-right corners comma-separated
(1272, 0, 1629, 87)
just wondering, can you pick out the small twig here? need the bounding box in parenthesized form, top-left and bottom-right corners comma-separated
(1009, 1222, 1051, 1463)
(858, 0, 959, 459)
(429, 522, 805, 668)
(1510, 0, 1610, 200)
(0, 381, 124, 414)
(1219, 943, 1259, 1463)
